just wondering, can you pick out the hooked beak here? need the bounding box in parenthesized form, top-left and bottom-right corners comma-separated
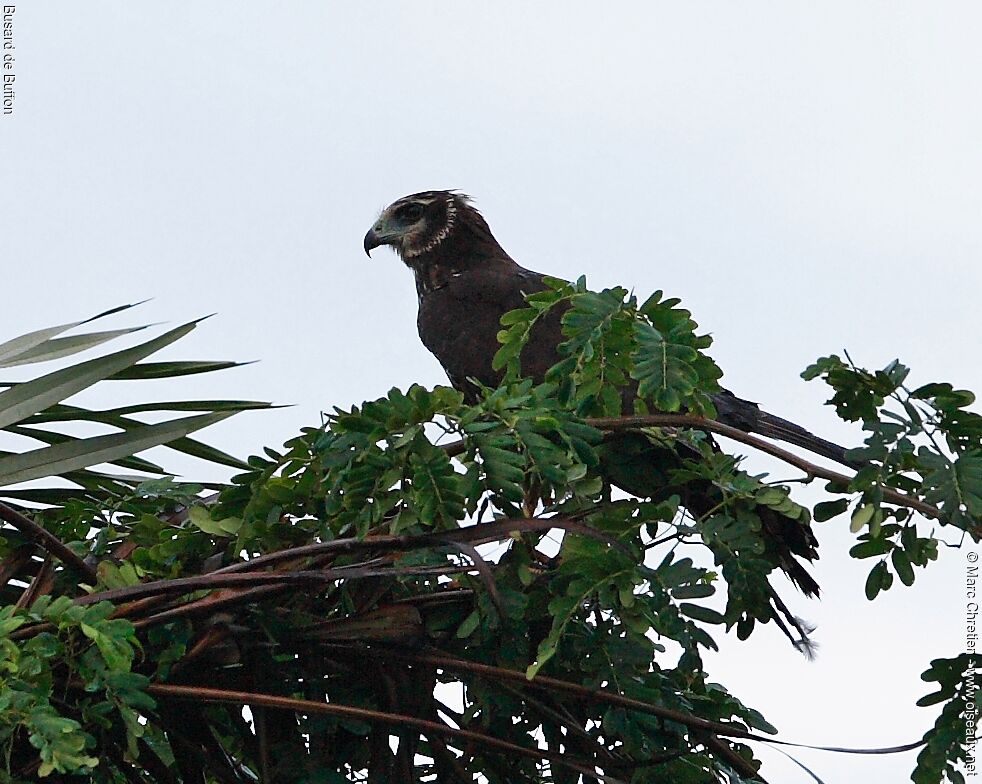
(363, 226, 384, 257)
(364, 214, 403, 258)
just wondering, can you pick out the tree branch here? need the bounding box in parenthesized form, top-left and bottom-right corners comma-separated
(438, 413, 941, 519)
(702, 734, 767, 782)
(147, 682, 630, 784)
(385, 650, 926, 756)
(0, 501, 98, 582)
(586, 414, 941, 519)
(74, 563, 474, 608)
(210, 515, 629, 576)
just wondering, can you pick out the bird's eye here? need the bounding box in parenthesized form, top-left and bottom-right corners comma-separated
(400, 204, 424, 222)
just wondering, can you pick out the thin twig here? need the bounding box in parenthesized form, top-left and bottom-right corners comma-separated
(442, 538, 504, 618)
(392, 649, 763, 741)
(386, 650, 926, 756)
(703, 733, 767, 782)
(0, 501, 98, 582)
(14, 556, 54, 611)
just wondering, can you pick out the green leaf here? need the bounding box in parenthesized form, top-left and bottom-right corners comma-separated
(891, 547, 915, 586)
(0, 320, 200, 431)
(670, 584, 716, 600)
(24, 402, 268, 470)
(913, 654, 974, 782)
(865, 561, 888, 600)
(0, 302, 143, 366)
(5, 424, 168, 474)
(27, 399, 274, 423)
(80, 621, 135, 670)
(29, 707, 100, 776)
(0, 411, 235, 487)
(813, 498, 849, 522)
(526, 646, 556, 680)
(0, 615, 25, 636)
(0, 326, 153, 368)
(188, 505, 237, 536)
(107, 360, 248, 380)
(455, 611, 481, 639)
(679, 603, 725, 624)
(849, 539, 892, 559)
(850, 503, 875, 533)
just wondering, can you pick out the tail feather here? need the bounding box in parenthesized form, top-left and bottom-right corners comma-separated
(759, 507, 820, 597)
(711, 390, 858, 469)
(755, 411, 859, 469)
(685, 485, 821, 598)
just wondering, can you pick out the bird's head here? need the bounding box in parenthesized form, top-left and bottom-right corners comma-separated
(363, 190, 472, 263)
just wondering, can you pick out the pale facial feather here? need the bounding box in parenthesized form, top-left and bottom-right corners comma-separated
(403, 197, 457, 259)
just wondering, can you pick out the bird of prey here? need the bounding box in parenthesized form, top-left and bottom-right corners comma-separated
(363, 190, 849, 601)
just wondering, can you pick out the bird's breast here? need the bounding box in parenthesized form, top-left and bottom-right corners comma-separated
(416, 289, 505, 393)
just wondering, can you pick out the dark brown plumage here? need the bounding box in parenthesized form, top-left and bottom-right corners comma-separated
(365, 190, 849, 601)
(364, 192, 562, 395)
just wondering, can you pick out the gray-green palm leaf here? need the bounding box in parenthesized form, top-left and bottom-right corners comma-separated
(0, 304, 270, 503)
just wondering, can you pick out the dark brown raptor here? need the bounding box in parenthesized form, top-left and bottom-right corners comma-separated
(364, 190, 851, 600)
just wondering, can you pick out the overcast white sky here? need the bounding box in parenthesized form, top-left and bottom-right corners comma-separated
(3, 3, 981, 781)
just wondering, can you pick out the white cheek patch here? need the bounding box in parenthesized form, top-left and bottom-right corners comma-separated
(404, 198, 457, 258)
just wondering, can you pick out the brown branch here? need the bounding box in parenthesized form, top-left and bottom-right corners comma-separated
(75, 563, 477, 608)
(390, 649, 765, 742)
(388, 650, 926, 756)
(10, 517, 623, 639)
(111, 594, 177, 620)
(0, 545, 36, 589)
(48, 530, 539, 631)
(703, 733, 767, 782)
(134, 583, 288, 629)
(436, 413, 941, 520)
(146, 682, 629, 784)
(0, 501, 98, 582)
(170, 624, 233, 674)
(130, 553, 342, 628)
(587, 414, 942, 519)
(442, 538, 504, 618)
(210, 516, 628, 577)
(76, 570, 351, 606)
(13, 585, 279, 642)
(14, 556, 54, 611)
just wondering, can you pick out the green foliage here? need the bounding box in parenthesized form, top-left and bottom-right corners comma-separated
(803, 355, 979, 595)
(634, 290, 722, 417)
(0, 308, 269, 780)
(495, 277, 722, 417)
(913, 655, 975, 784)
(0, 305, 270, 511)
(803, 354, 981, 531)
(801, 354, 981, 782)
(0, 292, 976, 782)
(0, 598, 148, 778)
